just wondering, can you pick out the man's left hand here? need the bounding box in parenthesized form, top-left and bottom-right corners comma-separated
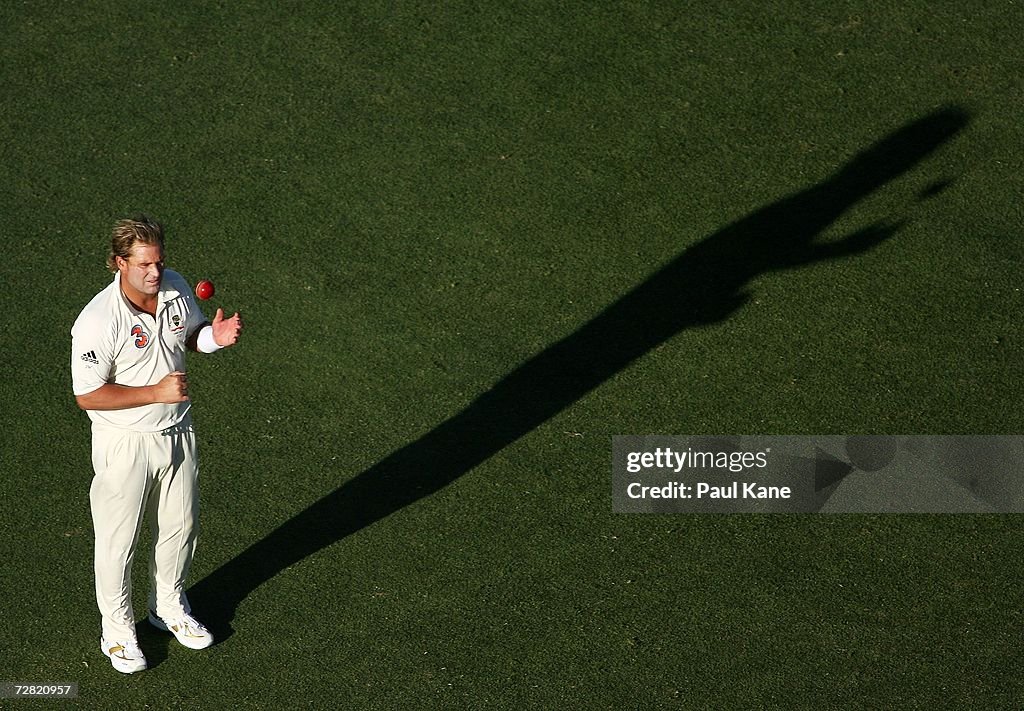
(213, 308, 243, 347)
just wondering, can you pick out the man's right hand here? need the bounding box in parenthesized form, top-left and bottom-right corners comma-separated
(152, 371, 189, 403)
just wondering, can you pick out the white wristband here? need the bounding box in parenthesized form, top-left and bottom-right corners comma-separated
(197, 325, 223, 353)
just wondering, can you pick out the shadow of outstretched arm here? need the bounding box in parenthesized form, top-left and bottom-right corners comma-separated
(189, 107, 969, 633)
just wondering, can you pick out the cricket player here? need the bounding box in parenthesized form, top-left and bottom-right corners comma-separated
(70, 215, 243, 674)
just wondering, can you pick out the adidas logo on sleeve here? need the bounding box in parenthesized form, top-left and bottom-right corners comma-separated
(81, 350, 99, 365)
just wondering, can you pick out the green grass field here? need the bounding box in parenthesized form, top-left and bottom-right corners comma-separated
(2, 1, 1023, 707)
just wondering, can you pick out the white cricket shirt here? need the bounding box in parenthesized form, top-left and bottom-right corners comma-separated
(71, 269, 208, 431)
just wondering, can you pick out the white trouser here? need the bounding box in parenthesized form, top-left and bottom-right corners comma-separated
(89, 420, 199, 641)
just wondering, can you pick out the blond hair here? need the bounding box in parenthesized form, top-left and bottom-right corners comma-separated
(107, 215, 165, 272)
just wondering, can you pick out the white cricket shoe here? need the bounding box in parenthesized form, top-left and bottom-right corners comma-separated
(100, 636, 147, 674)
(148, 610, 214, 650)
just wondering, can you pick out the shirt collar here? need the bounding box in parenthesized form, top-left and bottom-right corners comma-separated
(158, 272, 181, 303)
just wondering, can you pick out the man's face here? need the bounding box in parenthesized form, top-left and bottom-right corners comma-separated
(117, 242, 165, 297)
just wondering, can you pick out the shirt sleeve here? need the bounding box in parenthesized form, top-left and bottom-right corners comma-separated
(71, 310, 114, 397)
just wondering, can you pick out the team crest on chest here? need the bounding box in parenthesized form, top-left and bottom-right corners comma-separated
(131, 324, 150, 348)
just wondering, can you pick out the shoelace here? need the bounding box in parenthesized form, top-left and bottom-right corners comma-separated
(172, 613, 208, 635)
(111, 640, 143, 659)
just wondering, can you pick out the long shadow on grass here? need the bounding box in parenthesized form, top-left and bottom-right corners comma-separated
(189, 107, 969, 636)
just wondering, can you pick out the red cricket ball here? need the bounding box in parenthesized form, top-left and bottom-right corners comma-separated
(195, 279, 215, 301)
